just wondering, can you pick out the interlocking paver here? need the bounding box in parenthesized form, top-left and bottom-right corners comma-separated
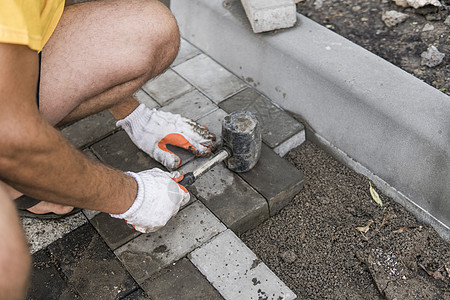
(189, 230, 297, 300)
(239, 143, 305, 216)
(141, 69, 193, 106)
(48, 224, 138, 299)
(273, 130, 306, 157)
(241, 0, 296, 33)
(196, 108, 229, 145)
(187, 163, 269, 235)
(160, 89, 218, 121)
(90, 213, 141, 251)
(172, 38, 201, 67)
(61, 110, 117, 148)
(27, 250, 79, 300)
(142, 258, 223, 300)
(90, 130, 164, 172)
(115, 201, 226, 284)
(219, 87, 304, 148)
(173, 54, 247, 104)
(133, 89, 159, 110)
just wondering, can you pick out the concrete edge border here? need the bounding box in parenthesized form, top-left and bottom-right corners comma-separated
(171, 0, 450, 241)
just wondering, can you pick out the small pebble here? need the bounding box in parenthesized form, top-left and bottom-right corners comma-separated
(445, 16, 450, 26)
(280, 250, 298, 263)
(361, 17, 369, 22)
(352, 5, 361, 11)
(382, 10, 409, 27)
(421, 45, 445, 67)
(422, 23, 435, 31)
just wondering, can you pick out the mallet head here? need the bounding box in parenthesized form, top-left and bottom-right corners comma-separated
(222, 111, 262, 172)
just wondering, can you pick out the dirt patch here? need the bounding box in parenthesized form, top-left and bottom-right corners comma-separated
(241, 142, 449, 299)
(295, 0, 449, 96)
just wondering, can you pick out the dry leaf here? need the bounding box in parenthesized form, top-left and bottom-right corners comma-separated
(393, 226, 410, 233)
(381, 213, 396, 227)
(445, 265, 450, 278)
(369, 183, 383, 207)
(356, 220, 374, 233)
(420, 264, 446, 280)
(300, 230, 306, 239)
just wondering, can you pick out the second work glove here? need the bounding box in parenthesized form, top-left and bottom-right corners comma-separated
(110, 169, 190, 233)
(117, 104, 218, 170)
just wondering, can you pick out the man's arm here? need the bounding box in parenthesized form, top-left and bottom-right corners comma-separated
(0, 43, 136, 214)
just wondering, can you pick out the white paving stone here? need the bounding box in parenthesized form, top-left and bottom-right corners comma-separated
(241, 0, 297, 33)
(273, 130, 306, 157)
(172, 38, 201, 67)
(173, 54, 246, 104)
(115, 201, 227, 283)
(160, 89, 218, 120)
(21, 212, 87, 254)
(133, 89, 159, 109)
(189, 230, 296, 300)
(142, 69, 193, 105)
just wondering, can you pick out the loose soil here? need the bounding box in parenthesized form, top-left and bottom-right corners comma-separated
(295, 0, 449, 96)
(241, 142, 449, 299)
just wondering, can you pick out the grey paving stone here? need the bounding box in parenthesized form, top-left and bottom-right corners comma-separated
(172, 38, 201, 67)
(61, 110, 117, 148)
(189, 230, 297, 300)
(142, 258, 223, 300)
(141, 69, 193, 106)
(160, 89, 218, 121)
(273, 130, 306, 157)
(27, 250, 79, 300)
(173, 54, 246, 104)
(48, 223, 139, 299)
(188, 162, 269, 235)
(115, 201, 226, 284)
(133, 89, 159, 110)
(121, 288, 150, 299)
(196, 108, 229, 145)
(90, 212, 141, 251)
(21, 212, 87, 254)
(241, 0, 296, 33)
(219, 88, 304, 148)
(239, 143, 305, 216)
(91, 130, 164, 172)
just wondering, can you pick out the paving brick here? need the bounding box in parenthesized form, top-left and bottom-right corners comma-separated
(133, 89, 159, 110)
(173, 54, 246, 104)
(48, 223, 138, 299)
(189, 230, 297, 300)
(196, 109, 229, 145)
(187, 162, 269, 235)
(91, 130, 164, 172)
(142, 258, 223, 300)
(172, 38, 201, 67)
(21, 212, 87, 254)
(26, 250, 79, 300)
(115, 201, 226, 284)
(141, 69, 193, 106)
(241, 0, 296, 33)
(61, 110, 117, 148)
(160, 89, 218, 121)
(219, 88, 304, 148)
(121, 289, 150, 299)
(90, 213, 141, 250)
(239, 143, 305, 216)
(273, 130, 306, 157)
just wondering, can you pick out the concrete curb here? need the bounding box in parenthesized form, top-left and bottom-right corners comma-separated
(171, 0, 450, 241)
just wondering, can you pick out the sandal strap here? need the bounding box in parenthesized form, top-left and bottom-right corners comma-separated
(15, 195, 41, 210)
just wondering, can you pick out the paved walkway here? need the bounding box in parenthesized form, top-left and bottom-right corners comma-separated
(23, 38, 305, 300)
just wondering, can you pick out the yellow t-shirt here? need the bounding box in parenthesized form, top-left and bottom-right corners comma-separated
(0, 0, 64, 52)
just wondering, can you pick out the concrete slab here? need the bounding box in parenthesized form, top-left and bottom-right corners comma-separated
(48, 224, 138, 299)
(173, 54, 246, 104)
(160, 89, 218, 121)
(133, 89, 159, 110)
(188, 162, 269, 235)
(195, 109, 229, 145)
(61, 110, 116, 148)
(239, 143, 305, 216)
(21, 212, 87, 254)
(90, 212, 141, 251)
(90, 130, 164, 173)
(142, 69, 193, 106)
(241, 0, 296, 33)
(171, 0, 450, 239)
(142, 258, 223, 299)
(172, 38, 201, 67)
(115, 201, 226, 284)
(27, 250, 80, 299)
(189, 229, 297, 300)
(219, 88, 303, 148)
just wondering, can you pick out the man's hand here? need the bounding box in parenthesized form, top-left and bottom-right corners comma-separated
(110, 169, 190, 233)
(117, 104, 218, 170)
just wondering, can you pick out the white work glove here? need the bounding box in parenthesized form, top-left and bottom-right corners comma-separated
(110, 169, 190, 233)
(117, 104, 218, 170)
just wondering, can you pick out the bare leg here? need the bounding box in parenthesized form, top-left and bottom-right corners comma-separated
(0, 183, 31, 299)
(15, 0, 180, 214)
